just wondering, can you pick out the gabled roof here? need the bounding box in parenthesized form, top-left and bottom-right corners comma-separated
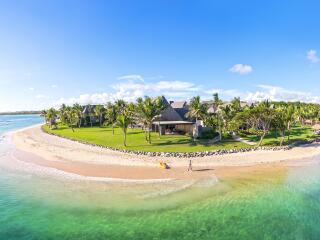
(161, 96, 171, 107)
(159, 106, 183, 121)
(82, 105, 98, 114)
(158, 97, 185, 122)
(170, 101, 187, 109)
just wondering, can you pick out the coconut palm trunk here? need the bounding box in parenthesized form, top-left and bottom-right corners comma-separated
(258, 131, 266, 147)
(279, 130, 285, 146)
(78, 118, 82, 128)
(218, 126, 222, 141)
(123, 129, 127, 146)
(148, 124, 152, 144)
(287, 122, 291, 141)
(144, 126, 148, 142)
(99, 114, 102, 127)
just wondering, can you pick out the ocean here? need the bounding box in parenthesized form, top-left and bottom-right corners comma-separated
(1, 114, 320, 240)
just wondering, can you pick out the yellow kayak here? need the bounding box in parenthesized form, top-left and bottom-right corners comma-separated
(159, 162, 168, 169)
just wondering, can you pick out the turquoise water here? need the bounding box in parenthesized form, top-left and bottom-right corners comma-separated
(0, 115, 43, 135)
(1, 115, 320, 239)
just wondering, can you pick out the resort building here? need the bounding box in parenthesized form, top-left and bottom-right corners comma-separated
(152, 97, 195, 135)
(82, 105, 101, 126)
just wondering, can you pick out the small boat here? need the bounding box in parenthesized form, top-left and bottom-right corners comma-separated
(159, 161, 168, 169)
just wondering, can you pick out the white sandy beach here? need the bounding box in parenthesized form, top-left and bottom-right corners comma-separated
(10, 125, 320, 180)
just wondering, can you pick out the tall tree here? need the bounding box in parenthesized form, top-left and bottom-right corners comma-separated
(186, 96, 207, 121)
(45, 108, 58, 129)
(115, 99, 127, 114)
(65, 107, 80, 132)
(285, 105, 296, 141)
(212, 93, 223, 113)
(105, 102, 118, 135)
(59, 104, 68, 125)
(136, 96, 165, 144)
(212, 93, 224, 141)
(273, 106, 288, 146)
(116, 106, 134, 147)
(41, 110, 48, 124)
(254, 100, 275, 147)
(94, 105, 105, 127)
(186, 96, 208, 139)
(230, 97, 242, 114)
(72, 103, 83, 128)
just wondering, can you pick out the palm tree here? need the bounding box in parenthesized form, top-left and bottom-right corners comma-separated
(186, 96, 207, 121)
(105, 102, 118, 135)
(186, 96, 207, 139)
(254, 100, 275, 147)
(41, 110, 48, 124)
(136, 96, 165, 144)
(59, 104, 68, 125)
(212, 93, 224, 140)
(115, 99, 127, 114)
(285, 105, 296, 141)
(212, 93, 223, 113)
(116, 107, 133, 147)
(221, 105, 233, 132)
(94, 105, 105, 127)
(273, 106, 287, 146)
(45, 108, 58, 129)
(72, 103, 83, 128)
(64, 107, 79, 132)
(230, 97, 242, 114)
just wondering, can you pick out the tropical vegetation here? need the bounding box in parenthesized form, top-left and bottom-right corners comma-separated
(42, 94, 320, 151)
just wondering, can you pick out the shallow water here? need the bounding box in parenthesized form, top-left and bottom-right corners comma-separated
(1, 115, 320, 239)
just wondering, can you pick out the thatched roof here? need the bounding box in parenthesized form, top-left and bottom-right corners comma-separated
(158, 97, 189, 122)
(170, 101, 187, 109)
(82, 105, 97, 115)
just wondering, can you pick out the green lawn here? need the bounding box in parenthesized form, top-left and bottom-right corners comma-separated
(239, 125, 317, 146)
(43, 125, 317, 152)
(43, 125, 251, 152)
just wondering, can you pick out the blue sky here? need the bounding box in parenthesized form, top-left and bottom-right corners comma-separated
(1, 0, 320, 111)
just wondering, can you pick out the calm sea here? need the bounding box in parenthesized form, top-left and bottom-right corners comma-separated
(1, 114, 320, 239)
(0, 114, 43, 135)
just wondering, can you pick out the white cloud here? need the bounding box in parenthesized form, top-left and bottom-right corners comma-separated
(51, 84, 58, 88)
(245, 85, 320, 103)
(229, 64, 253, 75)
(117, 74, 144, 82)
(50, 74, 320, 108)
(204, 85, 320, 103)
(28, 87, 35, 91)
(307, 49, 319, 63)
(54, 78, 199, 107)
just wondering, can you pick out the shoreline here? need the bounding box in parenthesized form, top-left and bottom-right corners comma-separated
(9, 125, 320, 181)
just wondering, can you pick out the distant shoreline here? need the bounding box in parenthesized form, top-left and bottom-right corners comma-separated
(0, 111, 42, 116)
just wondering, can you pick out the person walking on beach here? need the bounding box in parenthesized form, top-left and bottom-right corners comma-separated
(188, 159, 192, 172)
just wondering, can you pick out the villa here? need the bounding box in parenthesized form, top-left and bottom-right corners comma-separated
(152, 97, 195, 135)
(79, 97, 253, 136)
(81, 105, 101, 126)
